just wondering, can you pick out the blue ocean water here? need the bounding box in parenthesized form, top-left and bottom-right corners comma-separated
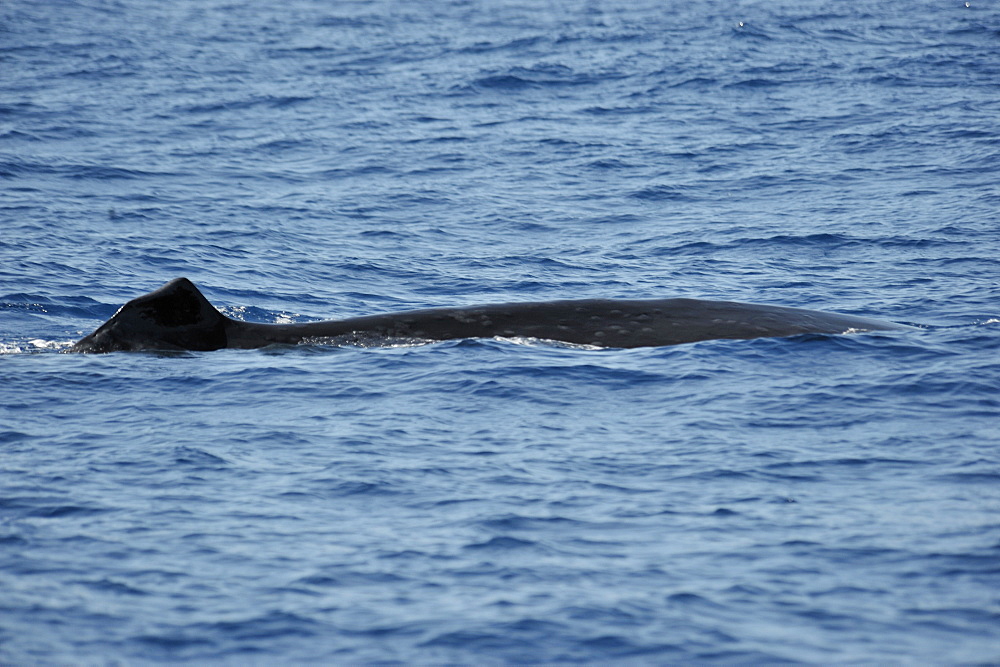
(2, 0, 999, 662)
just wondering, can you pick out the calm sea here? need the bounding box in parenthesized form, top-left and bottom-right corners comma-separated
(2, 0, 999, 662)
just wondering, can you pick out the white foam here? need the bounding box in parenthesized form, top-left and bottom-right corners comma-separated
(0, 339, 74, 354)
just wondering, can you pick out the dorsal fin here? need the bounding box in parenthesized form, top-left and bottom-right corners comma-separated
(71, 278, 230, 352)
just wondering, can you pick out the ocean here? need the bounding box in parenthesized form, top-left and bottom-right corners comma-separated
(2, 0, 999, 662)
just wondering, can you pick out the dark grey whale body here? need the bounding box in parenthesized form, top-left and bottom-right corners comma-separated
(70, 277, 914, 353)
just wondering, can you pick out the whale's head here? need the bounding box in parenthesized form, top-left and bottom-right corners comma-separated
(70, 278, 229, 353)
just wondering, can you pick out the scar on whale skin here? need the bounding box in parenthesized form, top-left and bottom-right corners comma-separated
(70, 277, 915, 353)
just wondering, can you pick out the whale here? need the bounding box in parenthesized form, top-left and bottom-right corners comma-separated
(69, 277, 915, 353)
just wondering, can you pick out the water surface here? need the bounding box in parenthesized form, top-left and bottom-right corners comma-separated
(2, 0, 999, 662)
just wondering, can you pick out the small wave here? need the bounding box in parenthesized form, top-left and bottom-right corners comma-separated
(453, 35, 547, 55)
(79, 578, 149, 597)
(478, 514, 582, 531)
(630, 184, 700, 202)
(585, 158, 636, 169)
(467, 64, 599, 93)
(201, 610, 322, 640)
(27, 504, 110, 519)
(723, 77, 786, 89)
(472, 74, 538, 91)
(463, 536, 538, 551)
(936, 471, 1000, 484)
(173, 446, 229, 468)
(316, 15, 385, 28)
(176, 95, 313, 115)
(669, 76, 717, 89)
(0, 157, 179, 180)
(311, 480, 401, 498)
